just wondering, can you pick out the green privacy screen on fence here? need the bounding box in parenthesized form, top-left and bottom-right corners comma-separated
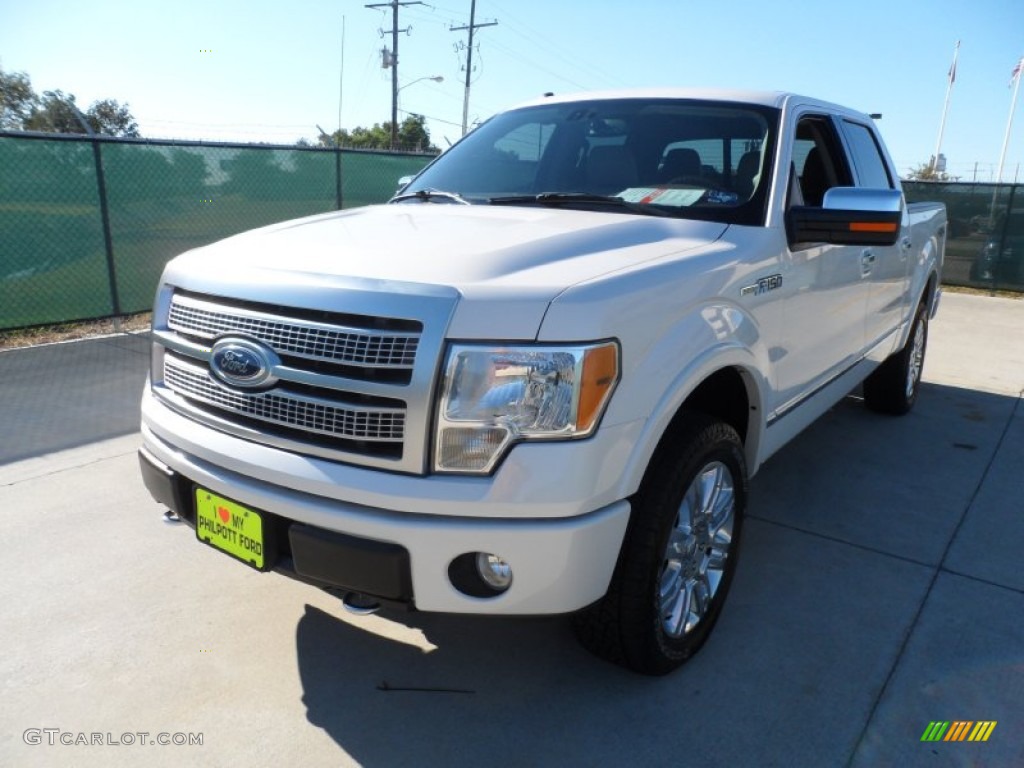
(0, 137, 113, 326)
(903, 180, 1023, 293)
(1, 135, 1021, 332)
(0, 133, 434, 330)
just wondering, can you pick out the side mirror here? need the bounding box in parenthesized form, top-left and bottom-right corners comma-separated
(396, 175, 414, 193)
(787, 187, 902, 247)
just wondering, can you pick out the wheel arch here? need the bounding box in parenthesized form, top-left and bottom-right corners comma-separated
(619, 353, 767, 499)
(922, 270, 939, 316)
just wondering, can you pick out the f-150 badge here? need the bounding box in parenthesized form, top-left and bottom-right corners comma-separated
(741, 274, 783, 297)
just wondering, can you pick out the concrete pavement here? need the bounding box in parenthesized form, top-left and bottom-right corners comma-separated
(0, 332, 150, 465)
(0, 292, 1021, 767)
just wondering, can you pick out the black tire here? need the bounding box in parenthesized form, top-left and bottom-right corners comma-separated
(863, 301, 928, 416)
(572, 413, 747, 675)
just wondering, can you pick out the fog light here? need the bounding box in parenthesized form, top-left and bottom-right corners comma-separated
(476, 552, 513, 591)
(448, 552, 514, 597)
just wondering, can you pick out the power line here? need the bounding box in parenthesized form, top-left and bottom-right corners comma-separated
(486, 1, 629, 89)
(402, 5, 462, 29)
(484, 37, 589, 91)
(397, 107, 464, 128)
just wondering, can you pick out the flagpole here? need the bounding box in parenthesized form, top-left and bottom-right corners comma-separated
(990, 57, 1023, 224)
(995, 57, 1023, 184)
(932, 40, 960, 175)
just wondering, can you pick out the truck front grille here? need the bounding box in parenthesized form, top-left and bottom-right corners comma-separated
(168, 292, 420, 375)
(152, 288, 448, 470)
(164, 355, 405, 443)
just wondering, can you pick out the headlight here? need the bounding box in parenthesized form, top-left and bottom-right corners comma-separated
(434, 342, 619, 473)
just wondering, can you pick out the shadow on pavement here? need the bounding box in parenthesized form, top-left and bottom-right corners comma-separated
(294, 381, 1022, 767)
(0, 333, 150, 464)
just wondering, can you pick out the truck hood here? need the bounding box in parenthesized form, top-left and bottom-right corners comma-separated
(166, 204, 728, 339)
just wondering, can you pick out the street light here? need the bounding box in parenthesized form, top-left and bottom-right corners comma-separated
(393, 76, 443, 150)
(398, 75, 444, 92)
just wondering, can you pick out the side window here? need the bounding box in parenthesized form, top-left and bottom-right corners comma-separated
(841, 121, 893, 189)
(789, 116, 853, 208)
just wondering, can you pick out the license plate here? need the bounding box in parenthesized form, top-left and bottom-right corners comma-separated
(195, 489, 265, 570)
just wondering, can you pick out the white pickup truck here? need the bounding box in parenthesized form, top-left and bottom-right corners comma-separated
(140, 89, 946, 674)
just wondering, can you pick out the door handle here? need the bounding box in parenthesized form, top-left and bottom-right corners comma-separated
(861, 249, 875, 276)
(901, 237, 913, 250)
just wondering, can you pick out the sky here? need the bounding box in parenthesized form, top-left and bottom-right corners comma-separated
(1, 0, 1022, 181)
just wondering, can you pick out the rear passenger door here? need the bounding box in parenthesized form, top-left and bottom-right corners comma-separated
(838, 119, 909, 354)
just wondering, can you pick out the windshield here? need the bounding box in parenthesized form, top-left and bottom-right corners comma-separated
(399, 98, 779, 225)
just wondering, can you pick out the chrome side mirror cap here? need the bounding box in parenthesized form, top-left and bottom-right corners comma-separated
(787, 187, 902, 247)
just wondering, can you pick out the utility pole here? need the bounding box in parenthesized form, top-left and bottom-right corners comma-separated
(450, 0, 497, 136)
(366, 0, 423, 149)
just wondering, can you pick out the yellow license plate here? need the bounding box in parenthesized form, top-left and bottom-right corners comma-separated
(195, 489, 265, 570)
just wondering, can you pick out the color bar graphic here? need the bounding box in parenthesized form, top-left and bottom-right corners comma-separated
(921, 721, 996, 742)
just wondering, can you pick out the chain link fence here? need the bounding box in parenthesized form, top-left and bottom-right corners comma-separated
(2, 137, 1021, 332)
(0, 133, 434, 331)
(903, 180, 1023, 292)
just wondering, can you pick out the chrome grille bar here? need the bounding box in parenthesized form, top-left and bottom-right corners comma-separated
(168, 293, 419, 369)
(163, 355, 405, 443)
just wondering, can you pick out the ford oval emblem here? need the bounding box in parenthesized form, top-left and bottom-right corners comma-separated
(210, 338, 279, 389)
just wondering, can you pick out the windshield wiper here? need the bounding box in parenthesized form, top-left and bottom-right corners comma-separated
(390, 188, 470, 205)
(488, 193, 674, 217)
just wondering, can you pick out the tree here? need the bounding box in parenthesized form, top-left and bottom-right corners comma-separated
(0, 66, 139, 136)
(0, 67, 37, 130)
(904, 162, 958, 182)
(25, 91, 140, 137)
(85, 98, 139, 137)
(317, 114, 438, 153)
(23, 90, 83, 134)
(397, 114, 432, 152)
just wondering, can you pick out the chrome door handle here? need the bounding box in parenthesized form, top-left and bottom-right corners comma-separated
(861, 249, 875, 276)
(901, 237, 912, 250)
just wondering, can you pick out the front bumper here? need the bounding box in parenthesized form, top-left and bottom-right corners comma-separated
(139, 434, 631, 615)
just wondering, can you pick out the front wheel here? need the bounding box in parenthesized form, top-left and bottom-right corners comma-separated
(863, 301, 928, 415)
(572, 413, 747, 675)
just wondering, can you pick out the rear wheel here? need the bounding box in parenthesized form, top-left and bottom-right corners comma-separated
(864, 301, 928, 415)
(573, 413, 747, 675)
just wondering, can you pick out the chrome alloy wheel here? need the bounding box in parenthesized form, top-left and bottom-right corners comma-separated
(659, 461, 735, 639)
(906, 318, 925, 399)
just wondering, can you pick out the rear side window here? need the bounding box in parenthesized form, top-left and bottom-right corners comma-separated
(841, 121, 893, 189)
(790, 115, 852, 208)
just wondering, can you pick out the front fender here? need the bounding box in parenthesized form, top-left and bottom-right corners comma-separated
(616, 339, 769, 500)
(543, 288, 773, 500)
(538, 235, 780, 501)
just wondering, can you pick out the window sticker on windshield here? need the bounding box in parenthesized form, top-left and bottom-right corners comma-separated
(617, 187, 705, 207)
